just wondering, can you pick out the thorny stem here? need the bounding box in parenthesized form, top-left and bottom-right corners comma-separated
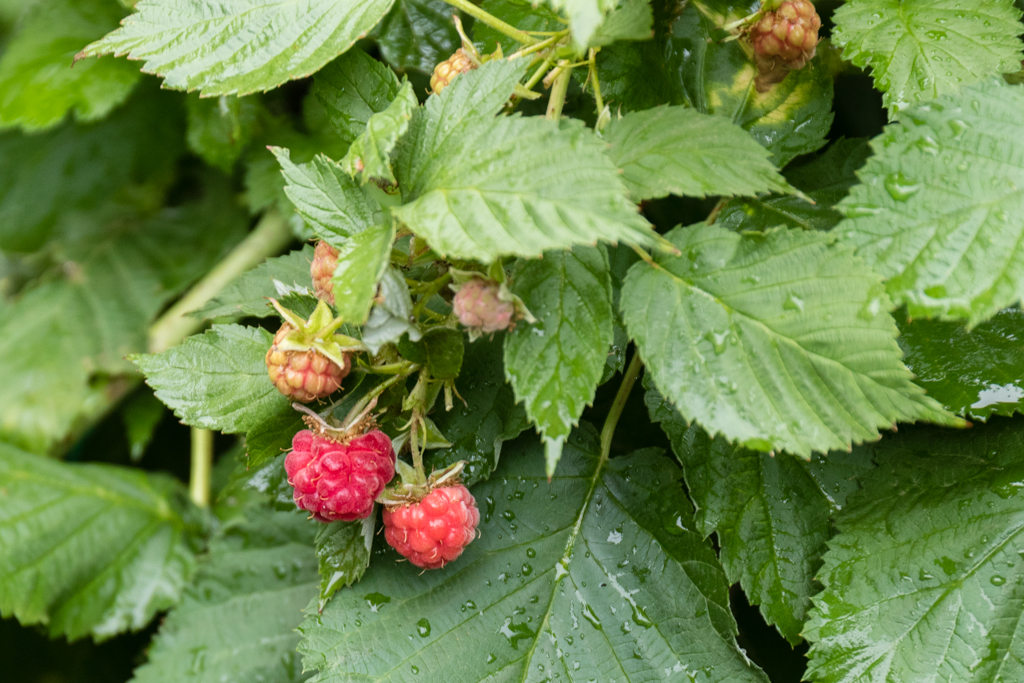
(546, 62, 572, 121)
(190, 428, 214, 508)
(599, 352, 643, 462)
(440, 0, 537, 45)
(149, 210, 293, 353)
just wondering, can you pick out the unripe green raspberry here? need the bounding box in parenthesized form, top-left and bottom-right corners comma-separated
(430, 48, 477, 95)
(748, 0, 821, 92)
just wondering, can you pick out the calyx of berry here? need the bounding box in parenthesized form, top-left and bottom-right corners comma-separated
(269, 298, 364, 369)
(377, 459, 466, 507)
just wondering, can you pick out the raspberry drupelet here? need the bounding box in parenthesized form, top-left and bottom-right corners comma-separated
(383, 485, 480, 569)
(285, 429, 395, 522)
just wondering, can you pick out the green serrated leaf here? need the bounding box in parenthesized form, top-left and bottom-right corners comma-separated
(375, 0, 460, 73)
(832, 0, 1024, 116)
(397, 327, 464, 379)
(223, 452, 297, 512)
(426, 334, 529, 485)
(717, 138, 871, 233)
(0, 183, 246, 453)
(342, 80, 418, 185)
(899, 307, 1024, 421)
(331, 223, 396, 325)
(193, 246, 316, 321)
(0, 0, 141, 131)
(805, 418, 1024, 683)
(588, 0, 653, 47)
(605, 105, 794, 202)
(315, 516, 374, 611)
(504, 247, 613, 475)
(273, 147, 380, 244)
(837, 79, 1024, 325)
(298, 430, 769, 682)
(131, 504, 317, 683)
(0, 443, 202, 641)
(134, 325, 299, 463)
(648, 389, 875, 645)
(547, 0, 618, 49)
(186, 94, 263, 171)
(598, 3, 834, 167)
(313, 49, 402, 144)
(621, 223, 962, 458)
(393, 60, 661, 261)
(362, 267, 421, 354)
(80, 0, 397, 96)
(122, 390, 167, 461)
(475, 0, 562, 54)
(0, 84, 184, 253)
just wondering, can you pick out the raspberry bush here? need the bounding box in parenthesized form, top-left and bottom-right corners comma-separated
(2, 1, 1024, 682)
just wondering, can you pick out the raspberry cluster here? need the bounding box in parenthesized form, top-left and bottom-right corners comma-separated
(384, 485, 480, 569)
(430, 48, 477, 95)
(311, 241, 339, 305)
(285, 429, 396, 522)
(749, 0, 821, 92)
(453, 278, 515, 334)
(266, 324, 350, 402)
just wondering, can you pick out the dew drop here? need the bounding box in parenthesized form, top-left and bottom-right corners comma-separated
(884, 172, 922, 201)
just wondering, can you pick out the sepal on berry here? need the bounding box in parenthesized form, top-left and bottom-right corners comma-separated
(377, 460, 465, 507)
(265, 299, 365, 402)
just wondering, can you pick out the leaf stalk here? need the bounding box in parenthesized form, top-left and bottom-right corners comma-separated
(440, 0, 537, 45)
(599, 352, 643, 462)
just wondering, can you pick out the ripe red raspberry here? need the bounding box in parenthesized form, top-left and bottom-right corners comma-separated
(749, 0, 820, 92)
(383, 485, 480, 569)
(266, 324, 350, 402)
(430, 48, 477, 95)
(453, 278, 515, 334)
(311, 241, 339, 305)
(285, 429, 395, 522)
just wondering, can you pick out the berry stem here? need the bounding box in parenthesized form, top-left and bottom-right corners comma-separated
(190, 427, 214, 507)
(440, 0, 537, 45)
(411, 271, 453, 318)
(546, 62, 572, 121)
(149, 210, 293, 353)
(588, 48, 604, 113)
(599, 352, 643, 463)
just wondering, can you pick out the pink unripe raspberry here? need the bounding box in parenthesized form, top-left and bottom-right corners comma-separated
(749, 0, 821, 92)
(453, 279, 515, 334)
(285, 429, 395, 522)
(266, 324, 350, 402)
(311, 241, 339, 305)
(383, 485, 480, 569)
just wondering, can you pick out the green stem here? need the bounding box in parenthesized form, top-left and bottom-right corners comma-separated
(149, 211, 293, 353)
(588, 48, 604, 112)
(546, 63, 572, 121)
(190, 428, 213, 507)
(524, 53, 557, 91)
(412, 272, 453, 318)
(599, 352, 643, 462)
(365, 360, 419, 375)
(440, 0, 537, 44)
(508, 31, 567, 60)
